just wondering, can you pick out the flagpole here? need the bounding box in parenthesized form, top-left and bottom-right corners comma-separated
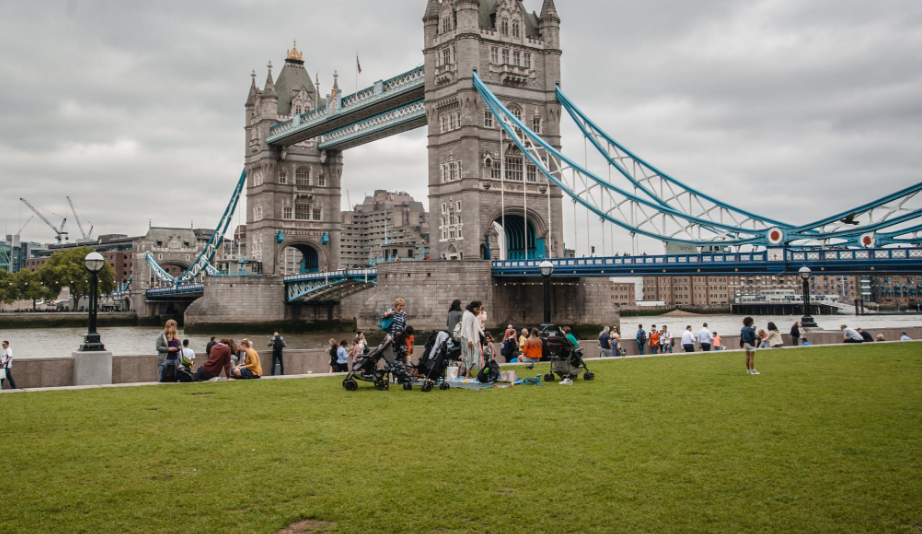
(355, 51, 359, 95)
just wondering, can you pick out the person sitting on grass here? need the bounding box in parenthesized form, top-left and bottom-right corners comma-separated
(180, 339, 195, 369)
(193, 339, 233, 381)
(232, 340, 262, 380)
(900, 332, 912, 341)
(520, 328, 543, 365)
(801, 337, 812, 347)
(741, 317, 759, 375)
(757, 329, 769, 349)
(875, 334, 885, 342)
(856, 328, 874, 343)
(765, 323, 784, 349)
(841, 325, 864, 344)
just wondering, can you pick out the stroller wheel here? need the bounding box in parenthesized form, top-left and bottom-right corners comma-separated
(343, 379, 359, 391)
(375, 380, 389, 391)
(439, 382, 450, 391)
(403, 383, 413, 391)
(544, 373, 556, 382)
(421, 383, 433, 393)
(584, 372, 595, 381)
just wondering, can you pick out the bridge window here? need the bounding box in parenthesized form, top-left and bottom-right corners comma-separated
(502, 49, 510, 64)
(318, 174, 326, 187)
(527, 164, 537, 182)
(296, 167, 309, 186)
(283, 207, 293, 220)
(532, 117, 542, 134)
(295, 202, 311, 220)
(278, 171, 288, 184)
(442, 16, 451, 34)
(524, 53, 532, 68)
(501, 19, 509, 35)
(505, 156, 523, 181)
(484, 110, 494, 128)
(513, 21, 520, 38)
(312, 208, 322, 221)
(491, 47, 499, 64)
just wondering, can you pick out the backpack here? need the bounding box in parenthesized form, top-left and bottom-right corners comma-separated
(477, 358, 501, 383)
(273, 336, 284, 350)
(638, 330, 647, 343)
(176, 366, 196, 383)
(160, 362, 178, 383)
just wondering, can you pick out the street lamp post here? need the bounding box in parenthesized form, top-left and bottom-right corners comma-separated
(799, 266, 819, 328)
(540, 260, 554, 328)
(79, 252, 106, 352)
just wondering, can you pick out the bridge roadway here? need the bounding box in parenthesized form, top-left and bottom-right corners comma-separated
(266, 66, 425, 150)
(143, 247, 922, 303)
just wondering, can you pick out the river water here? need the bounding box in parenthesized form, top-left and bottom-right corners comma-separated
(2, 314, 920, 359)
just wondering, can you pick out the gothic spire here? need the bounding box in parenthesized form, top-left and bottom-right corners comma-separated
(424, 0, 440, 21)
(263, 60, 277, 99)
(540, 0, 560, 23)
(245, 69, 258, 107)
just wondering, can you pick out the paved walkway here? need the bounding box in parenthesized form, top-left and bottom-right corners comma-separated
(2, 340, 916, 394)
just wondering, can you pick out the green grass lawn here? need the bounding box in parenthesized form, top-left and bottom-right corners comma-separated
(2, 344, 921, 533)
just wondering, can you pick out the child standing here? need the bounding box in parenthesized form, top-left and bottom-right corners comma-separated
(650, 328, 660, 355)
(712, 332, 722, 351)
(741, 317, 759, 375)
(405, 326, 415, 365)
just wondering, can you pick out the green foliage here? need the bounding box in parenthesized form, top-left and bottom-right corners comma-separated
(38, 246, 115, 308)
(0, 344, 919, 533)
(0, 269, 17, 305)
(11, 268, 55, 309)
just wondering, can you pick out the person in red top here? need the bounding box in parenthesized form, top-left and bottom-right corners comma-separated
(194, 339, 233, 381)
(405, 326, 415, 365)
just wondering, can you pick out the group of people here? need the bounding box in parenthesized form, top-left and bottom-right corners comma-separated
(840, 325, 912, 343)
(328, 332, 370, 374)
(155, 319, 285, 382)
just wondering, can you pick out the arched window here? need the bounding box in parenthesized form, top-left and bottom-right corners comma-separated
(513, 21, 520, 37)
(295, 106, 302, 115)
(296, 167, 309, 186)
(442, 17, 451, 33)
(501, 19, 509, 35)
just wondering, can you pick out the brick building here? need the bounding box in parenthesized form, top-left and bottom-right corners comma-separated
(642, 273, 866, 307)
(340, 191, 429, 269)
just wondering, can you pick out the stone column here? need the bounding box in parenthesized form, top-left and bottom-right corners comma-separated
(72, 351, 114, 386)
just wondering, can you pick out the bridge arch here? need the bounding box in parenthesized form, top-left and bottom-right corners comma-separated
(277, 239, 327, 275)
(487, 207, 548, 261)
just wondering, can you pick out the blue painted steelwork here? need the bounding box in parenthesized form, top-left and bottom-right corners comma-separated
(285, 269, 377, 303)
(492, 247, 922, 277)
(267, 66, 425, 146)
(111, 275, 132, 298)
(146, 283, 205, 299)
(318, 100, 426, 150)
(146, 169, 246, 284)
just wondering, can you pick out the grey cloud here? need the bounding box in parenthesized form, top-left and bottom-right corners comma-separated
(0, 0, 919, 256)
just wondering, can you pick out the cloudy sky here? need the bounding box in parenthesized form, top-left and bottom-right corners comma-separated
(1, 0, 920, 255)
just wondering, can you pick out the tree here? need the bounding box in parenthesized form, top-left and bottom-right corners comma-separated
(0, 270, 18, 306)
(13, 269, 55, 310)
(39, 247, 115, 310)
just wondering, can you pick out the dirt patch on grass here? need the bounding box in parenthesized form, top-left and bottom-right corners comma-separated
(278, 519, 336, 534)
(191, 392, 215, 396)
(495, 490, 514, 495)
(150, 475, 172, 481)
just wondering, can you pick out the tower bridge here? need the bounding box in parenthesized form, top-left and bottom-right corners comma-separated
(135, 0, 922, 331)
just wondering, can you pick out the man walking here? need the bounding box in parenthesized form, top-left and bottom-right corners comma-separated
(636, 324, 647, 356)
(1, 341, 16, 390)
(681, 326, 696, 353)
(698, 323, 714, 352)
(268, 332, 287, 376)
(599, 327, 612, 358)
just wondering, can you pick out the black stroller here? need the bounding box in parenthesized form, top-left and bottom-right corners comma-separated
(343, 330, 415, 391)
(412, 332, 459, 392)
(540, 326, 595, 382)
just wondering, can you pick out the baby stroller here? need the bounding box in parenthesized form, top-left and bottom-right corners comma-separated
(342, 330, 414, 392)
(412, 332, 454, 392)
(540, 326, 595, 382)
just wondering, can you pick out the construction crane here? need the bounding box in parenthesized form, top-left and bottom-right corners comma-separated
(16, 216, 34, 236)
(19, 198, 68, 244)
(66, 196, 93, 240)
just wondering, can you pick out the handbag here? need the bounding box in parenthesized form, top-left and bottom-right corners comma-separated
(378, 316, 394, 332)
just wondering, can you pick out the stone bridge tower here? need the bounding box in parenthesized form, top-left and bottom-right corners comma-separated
(423, 0, 565, 261)
(244, 42, 343, 276)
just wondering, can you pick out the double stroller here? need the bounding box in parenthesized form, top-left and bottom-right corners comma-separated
(342, 330, 415, 392)
(411, 332, 461, 392)
(540, 326, 595, 382)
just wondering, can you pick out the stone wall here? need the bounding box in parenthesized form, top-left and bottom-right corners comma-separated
(185, 276, 286, 326)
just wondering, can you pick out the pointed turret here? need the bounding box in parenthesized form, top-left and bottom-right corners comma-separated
(263, 61, 277, 99)
(245, 69, 258, 107)
(540, 0, 560, 23)
(424, 0, 441, 21)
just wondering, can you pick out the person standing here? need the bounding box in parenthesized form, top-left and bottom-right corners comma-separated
(681, 326, 696, 353)
(599, 327, 612, 358)
(328, 339, 339, 373)
(697, 323, 713, 352)
(611, 326, 623, 356)
(483, 332, 496, 363)
(504, 324, 517, 343)
(268, 331, 287, 376)
(155, 319, 180, 377)
(841, 325, 864, 344)
(447, 300, 463, 341)
(382, 298, 408, 336)
(459, 301, 484, 378)
(790, 322, 801, 346)
(650, 328, 660, 355)
(712, 331, 723, 351)
(1, 341, 16, 390)
(660, 326, 672, 354)
(741, 317, 759, 375)
(636, 324, 647, 356)
(205, 336, 217, 357)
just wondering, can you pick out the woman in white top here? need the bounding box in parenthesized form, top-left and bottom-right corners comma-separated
(459, 300, 484, 379)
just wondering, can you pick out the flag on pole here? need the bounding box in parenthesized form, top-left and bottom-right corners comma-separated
(356, 54, 362, 74)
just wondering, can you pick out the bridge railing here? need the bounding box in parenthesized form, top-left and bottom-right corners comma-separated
(146, 283, 205, 297)
(284, 269, 377, 284)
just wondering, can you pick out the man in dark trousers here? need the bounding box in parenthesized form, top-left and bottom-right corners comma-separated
(194, 339, 233, 381)
(205, 336, 217, 357)
(268, 332, 287, 376)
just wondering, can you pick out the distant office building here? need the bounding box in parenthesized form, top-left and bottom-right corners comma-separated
(0, 236, 45, 274)
(642, 273, 864, 307)
(609, 281, 637, 306)
(339, 190, 429, 269)
(869, 274, 920, 308)
(24, 234, 135, 283)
